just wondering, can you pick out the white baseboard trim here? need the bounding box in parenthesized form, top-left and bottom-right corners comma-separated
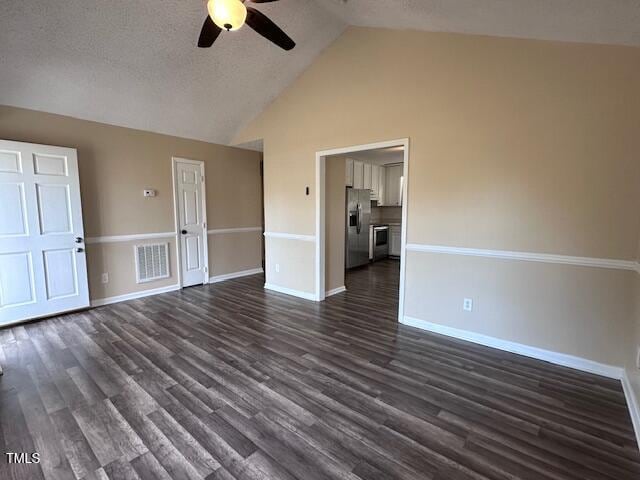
(621, 370, 640, 450)
(91, 284, 181, 307)
(405, 243, 637, 272)
(264, 283, 317, 301)
(401, 315, 623, 380)
(326, 286, 346, 297)
(209, 268, 263, 283)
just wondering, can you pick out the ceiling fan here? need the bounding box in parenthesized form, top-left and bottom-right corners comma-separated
(198, 0, 296, 51)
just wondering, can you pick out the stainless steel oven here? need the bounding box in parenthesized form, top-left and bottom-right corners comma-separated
(372, 225, 389, 261)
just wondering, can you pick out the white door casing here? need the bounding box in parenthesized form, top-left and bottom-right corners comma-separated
(172, 158, 208, 287)
(0, 140, 89, 326)
(315, 138, 409, 322)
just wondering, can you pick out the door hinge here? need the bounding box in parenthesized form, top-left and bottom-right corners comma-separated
(204, 267, 208, 273)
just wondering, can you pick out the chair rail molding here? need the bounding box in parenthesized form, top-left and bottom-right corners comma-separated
(208, 227, 262, 235)
(405, 243, 638, 271)
(263, 231, 316, 242)
(86, 232, 176, 244)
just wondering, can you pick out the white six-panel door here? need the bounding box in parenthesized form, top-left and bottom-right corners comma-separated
(173, 158, 208, 287)
(0, 140, 89, 326)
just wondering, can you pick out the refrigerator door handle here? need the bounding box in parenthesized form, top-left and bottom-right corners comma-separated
(356, 203, 362, 234)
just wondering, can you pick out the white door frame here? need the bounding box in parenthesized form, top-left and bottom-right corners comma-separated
(315, 138, 410, 321)
(171, 157, 209, 288)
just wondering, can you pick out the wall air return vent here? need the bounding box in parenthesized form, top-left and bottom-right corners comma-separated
(135, 243, 170, 283)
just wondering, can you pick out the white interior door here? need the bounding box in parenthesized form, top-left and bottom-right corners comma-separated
(0, 140, 89, 326)
(174, 159, 207, 287)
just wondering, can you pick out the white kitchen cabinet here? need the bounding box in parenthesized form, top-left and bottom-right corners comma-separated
(389, 224, 402, 257)
(384, 164, 403, 206)
(363, 163, 372, 190)
(377, 166, 386, 205)
(370, 165, 380, 200)
(353, 160, 364, 189)
(345, 158, 354, 187)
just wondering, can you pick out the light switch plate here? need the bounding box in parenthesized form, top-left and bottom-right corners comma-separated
(143, 189, 156, 197)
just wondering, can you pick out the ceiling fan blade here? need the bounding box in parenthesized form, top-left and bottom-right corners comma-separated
(245, 7, 295, 51)
(198, 16, 222, 48)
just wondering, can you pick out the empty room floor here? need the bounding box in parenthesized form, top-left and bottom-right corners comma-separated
(1, 263, 639, 480)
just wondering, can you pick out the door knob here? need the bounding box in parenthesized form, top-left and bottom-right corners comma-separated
(181, 229, 187, 235)
(75, 237, 83, 243)
(76, 247, 84, 253)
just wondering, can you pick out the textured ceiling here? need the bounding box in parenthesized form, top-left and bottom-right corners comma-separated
(322, 0, 640, 47)
(1, 0, 639, 146)
(0, 0, 345, 145)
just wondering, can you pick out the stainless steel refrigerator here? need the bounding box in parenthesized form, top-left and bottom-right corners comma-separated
(346, 188, 371, 269)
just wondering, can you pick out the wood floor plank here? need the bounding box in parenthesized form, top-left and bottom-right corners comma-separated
(18, 390, 76, 480)
(0, 259, 637, 480)
(49, 407, 101, 479)
(102, 457, 141, 480)
(147, 408, 221, 477)
(129, 451, 172, 480)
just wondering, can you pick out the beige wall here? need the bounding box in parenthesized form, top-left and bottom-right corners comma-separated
(0, 105, 263, 301)
(235, 27, 640, 366)
(326, 156, 346, 292)
(208, 232, 262, 277)
(406, 251, 634, 366)
(264, 237, 315, 293)
(87, 238, 179, 300)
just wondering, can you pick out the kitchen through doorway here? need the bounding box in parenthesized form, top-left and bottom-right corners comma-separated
(316, 139, 409, 321)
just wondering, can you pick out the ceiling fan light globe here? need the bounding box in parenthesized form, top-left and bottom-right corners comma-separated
(207, 0, 247, 31)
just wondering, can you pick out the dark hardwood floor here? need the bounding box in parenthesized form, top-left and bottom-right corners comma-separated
(1, 259, 638, 479)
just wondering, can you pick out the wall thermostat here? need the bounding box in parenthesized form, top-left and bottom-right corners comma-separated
(143, 189, 156, 197)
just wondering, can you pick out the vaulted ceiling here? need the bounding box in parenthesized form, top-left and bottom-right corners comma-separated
(1, 0, 639, 146)
(323, 0, 640, 47)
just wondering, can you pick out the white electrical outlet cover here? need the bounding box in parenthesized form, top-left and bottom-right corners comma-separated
(463, 298, 473, 312)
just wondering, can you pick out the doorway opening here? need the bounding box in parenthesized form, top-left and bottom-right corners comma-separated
(315, 139, 409, 322)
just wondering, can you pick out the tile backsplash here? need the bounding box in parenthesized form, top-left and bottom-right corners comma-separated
(371, 206, 402, 224)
